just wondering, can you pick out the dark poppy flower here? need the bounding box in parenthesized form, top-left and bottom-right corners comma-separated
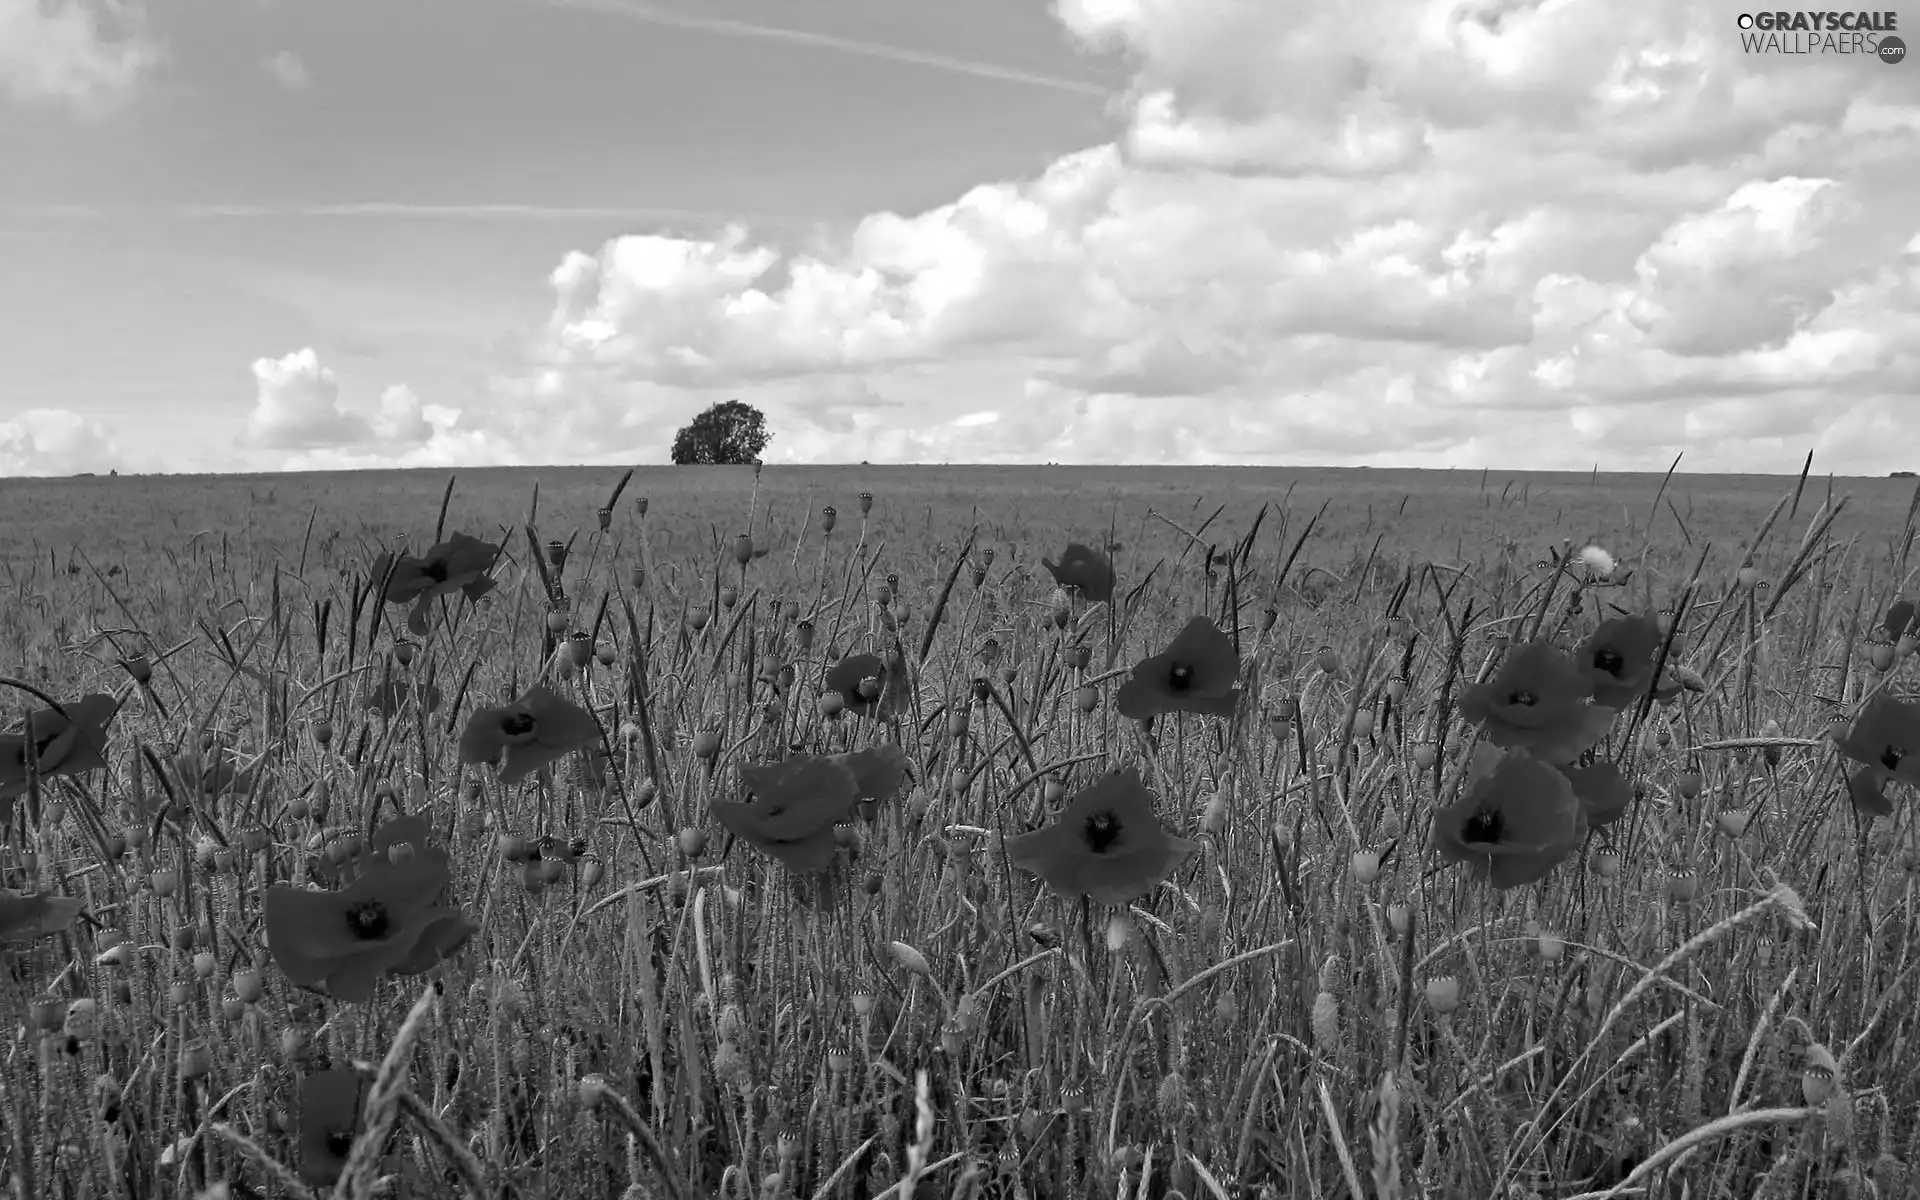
(1432, 748, 1588, 889)
(0, 694, 118, 799)
(366, 678, 442, 717)
(264, 816, 469, 1002)
(1116, 616, 1242, 721)
(182, 746, 256, 798)
(711, 745, 908, 873)
(1004, 768, 1199, 905)
(376, 533, 500, 636)
(0, 890, 84, 941)
(1459, 640, 1616, 764)
(1042, 543, 1115, 605)
(1559, 761, 1633, 827)
(1832, 692, 1920, 818)
(824, 652, 907, 720)
(1575, 616, 1663, 709)
(458, 684, 601, 784)
(298, 1067, 368, 1186)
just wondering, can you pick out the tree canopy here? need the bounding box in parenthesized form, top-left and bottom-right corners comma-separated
(671, 401, 771, 466)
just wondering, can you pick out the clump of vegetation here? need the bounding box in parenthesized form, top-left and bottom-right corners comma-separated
(0, 459, 1916, 1200)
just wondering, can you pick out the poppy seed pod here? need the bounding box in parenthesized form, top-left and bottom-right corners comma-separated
(567, 633, 594, 669)
(795, 620, 814, 651)
(1424, 975, 1460, 1016)
(394, 641, 416, 667)
(858, 492, 874, 516)
(546, 539, 567, 571)
(629, 564, 644, 590)
(687, 609, 709, 632)
(122, 655, 153, 685)
(546, 607, 569, 635)
(635, 496, 648, 517)
(734, 533, 754, 566)
(719, 585, 737, 609)
(821, 505, 838, 534)
(1350, 850, 1381, 885)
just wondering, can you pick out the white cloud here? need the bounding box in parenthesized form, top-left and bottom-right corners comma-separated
(0, 0, 162, 116)
(261, 49, 309, 91)
(0, 407, 121, 475)
(239, 349, 510, 469)
(372, 0, 1920, 473)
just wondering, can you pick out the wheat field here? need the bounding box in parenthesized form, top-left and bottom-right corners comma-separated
(1, 462, 1916, 1200)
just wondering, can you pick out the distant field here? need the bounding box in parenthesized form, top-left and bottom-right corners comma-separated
(10, 463, 1916, 578)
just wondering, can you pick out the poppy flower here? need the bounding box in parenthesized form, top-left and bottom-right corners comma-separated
(1559, 761, 1634, 827)
(298, 1067, 368, 1186)
(1459, 640, 1616, 764)
(0, 694, 118, 800)
(1432, 747, 1588, 889)
(458, 684, 602, 784)
(366, 678, 442, 717)
(1832, 692, 1920, 817)
(1117, 616, 1243, 722)
(1575, 616, 1663, 710)
(1042, 543, 1115, 605)
(824, 652, 907, 720)
(711, 745, 908, 873)
(0, 890, 84, 941)
(1004, 768, 1200, 905)
(376, 533, 500, 636)
(264, 816, 470, 1003)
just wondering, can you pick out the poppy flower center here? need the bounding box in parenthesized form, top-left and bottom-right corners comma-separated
(421, 560, 449, 584)
(1882, 744, 1905, 771)
(1461, 808, 1505, 845)
(325, 1129, 355, 1158)
(344, 900, 392, 941)
(1506, 689, 1538, 707)
(1082, 810, 1123, 853)
(501, 712, 536, 737)
(1593, 648, 1624, 677)
(1167, 663, 1194, 693)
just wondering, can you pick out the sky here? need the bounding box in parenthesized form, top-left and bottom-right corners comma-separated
(0, 0, 1916, 477)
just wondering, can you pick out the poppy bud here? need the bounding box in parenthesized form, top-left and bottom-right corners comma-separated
(192, 950, 215, 979)
(1736, 566, 1760, 590)
(1802, 1044, 1839, 1106)
(1316, 648, 1342, 674)
(888, 940, 931, 977)
(678, 828, 707, 858)
(394, 641, 416, 666)
(734, 532, 754, 566)
(178, 1039, 213, 1080)
(687, 609, 709, 632)
(1424, 975, 1460, 1016)
(1885, 598, 1916, 638)
(858, 491, 873, 516)
(567, 632, 594, 668)
(546, 538, 568, 569)
(122, 655, 153, 685)
(719, 585, 738, 609)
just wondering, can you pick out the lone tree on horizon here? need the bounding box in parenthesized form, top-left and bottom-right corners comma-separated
(671, 400, 772, 465)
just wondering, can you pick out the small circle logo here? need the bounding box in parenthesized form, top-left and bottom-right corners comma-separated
(1881, 34, 1907, 64)
(1737, 12, 1754, 28)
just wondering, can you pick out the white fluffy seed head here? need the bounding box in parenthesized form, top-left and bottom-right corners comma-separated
(1578, 544, 1616, 578)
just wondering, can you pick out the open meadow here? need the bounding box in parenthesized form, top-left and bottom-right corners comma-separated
(1, 462, 1918, 1200)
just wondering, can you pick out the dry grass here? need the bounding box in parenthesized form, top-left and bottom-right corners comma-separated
(1, 462, 1917, 1200)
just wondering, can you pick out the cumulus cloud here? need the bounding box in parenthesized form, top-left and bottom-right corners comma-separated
(239, 349, 515, 469)
(0, 0, 163, 116)
(440, 0, 1920, 472)
(261, 49, 309, 91)
(0, 407, 122, 476)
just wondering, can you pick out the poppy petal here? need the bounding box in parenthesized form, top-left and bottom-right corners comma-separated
(735, 757, 860, 842)
(298, 1069, 367, 1186)
(1847, 766, 1894, 818)
(389, 910, 476, 976)
(836, 744, 909, 803)
(407, 596, 433, 637)
(0, 891, 85, 940)
(1561, 762, 1634, 827)
(522, 686, 602, 753)
(458, 706, 513, 764)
